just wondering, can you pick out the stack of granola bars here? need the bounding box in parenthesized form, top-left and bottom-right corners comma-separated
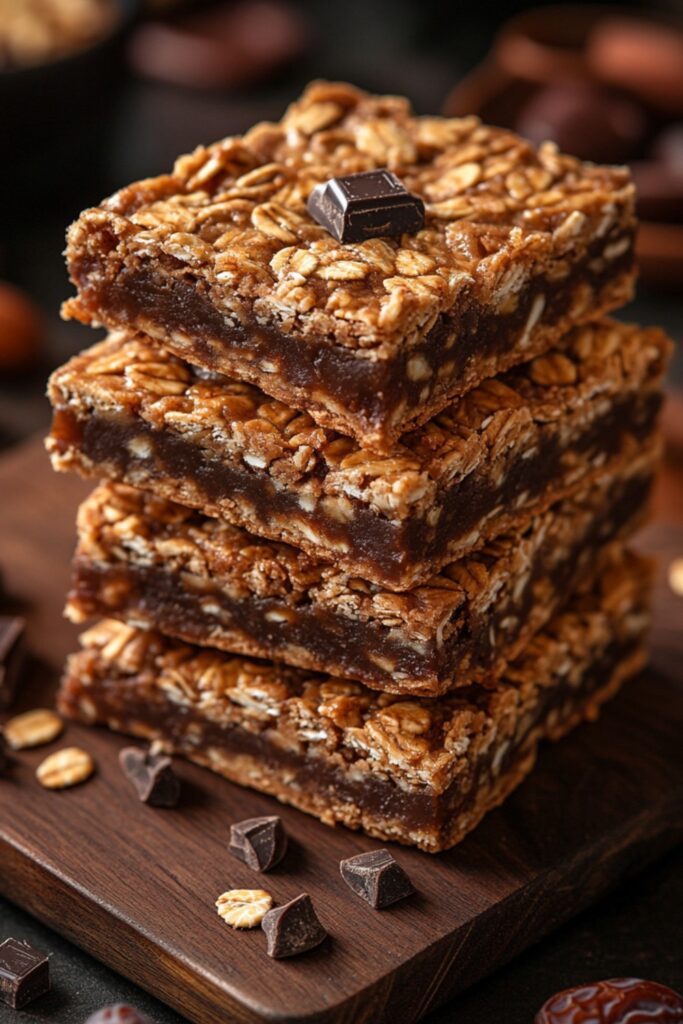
(47, 82, 670, 852)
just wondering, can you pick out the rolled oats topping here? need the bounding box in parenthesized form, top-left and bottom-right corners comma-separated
(62, 81, 637, 451)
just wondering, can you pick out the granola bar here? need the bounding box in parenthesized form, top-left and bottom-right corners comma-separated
(57, 549, 652, 853)
(62, 81, 637, 453)
(65, 447, 656, 695)
(47, 320, 670, 590)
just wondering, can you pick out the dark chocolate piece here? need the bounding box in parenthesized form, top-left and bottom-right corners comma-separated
(118, 746, 180, 807)
(307, 169, 424, 243)
(0, 937, 50, 1010)
(340, 849, 415, 909)
(261, 894, 327, 958)
(0, 616, 26, 710)
(535, 977, 683, 1024)
(229, 816, 288, 872)
(85, 1005, 153, 1024)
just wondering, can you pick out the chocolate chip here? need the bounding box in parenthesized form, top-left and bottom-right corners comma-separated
(85, 1005, 153, 1024)
(535, 977, 683, 1023)
(229, 815, 288, 872)
(261, 893, 327, 958)
(119, 746, 180, 807)
(307, 169, 425, 243)
(340, 849, 415, 909)
(0, 937, 50, 1009)
(0, 616, 26, 710)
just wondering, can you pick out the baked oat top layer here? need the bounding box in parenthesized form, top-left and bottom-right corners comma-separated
(65, 81, 635, 355)
(73, 550, 650, 794)
(48, 320, 670, 522)
(74, 468, 653, 642)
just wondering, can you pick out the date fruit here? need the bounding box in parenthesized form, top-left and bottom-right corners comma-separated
(535, 977, 683, 1024)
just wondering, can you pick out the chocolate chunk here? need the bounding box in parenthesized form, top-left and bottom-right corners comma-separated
(307, 169, 425, 243)
(119, 746, 180, 807)
(0, 937, 50, 1009)
(0, 616, 26, 710)
(85, 1005, 153, 1024)
(340, 849, 415, 909)
(229, 815, 288, 872)
(261, 893, 327, 958)
(535, 977, 683, 1023)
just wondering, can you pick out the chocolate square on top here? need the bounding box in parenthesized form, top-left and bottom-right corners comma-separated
(307, 169, 425, 243)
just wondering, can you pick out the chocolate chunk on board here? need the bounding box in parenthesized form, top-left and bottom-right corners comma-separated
(0, 937, 50, 1009)
(85, 1004, 153, 1024)
(340, 849, 415, 909)
(535, 977, 683, 1023)
(0, 616, 26, 710)
(119, 746, 180, 807)
(261, 894, 327, 958)
(307, 169, 424, 243)
(229, 816, 288, 872)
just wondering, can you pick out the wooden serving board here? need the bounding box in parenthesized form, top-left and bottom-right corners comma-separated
(1, 437, 682, 1024)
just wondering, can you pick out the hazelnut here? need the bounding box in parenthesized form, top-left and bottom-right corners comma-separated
(0, 282, 43, 373)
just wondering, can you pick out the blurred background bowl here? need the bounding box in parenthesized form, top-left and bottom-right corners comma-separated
(0, 0, 141, 215)
(444, 4, 683, 289)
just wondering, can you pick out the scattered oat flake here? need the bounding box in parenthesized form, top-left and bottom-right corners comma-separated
(3, 708, 63, 750)
(215, 889, 273, 929)
(36, 747, 95, 789)
(668, 557, 683, 597)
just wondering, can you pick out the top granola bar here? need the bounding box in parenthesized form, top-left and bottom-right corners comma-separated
(63, 81, 636, 452)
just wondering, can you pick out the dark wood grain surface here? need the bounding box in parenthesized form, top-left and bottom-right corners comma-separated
(0, 438, 682, 1024)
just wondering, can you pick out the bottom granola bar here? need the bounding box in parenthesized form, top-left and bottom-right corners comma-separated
(58, 549, 651, 852)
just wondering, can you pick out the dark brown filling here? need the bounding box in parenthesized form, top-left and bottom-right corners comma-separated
(60, 639, 635, 838)
(70, 231, 634, 436)
(50, 388, 661, 585)
(68, 471, 651, 690)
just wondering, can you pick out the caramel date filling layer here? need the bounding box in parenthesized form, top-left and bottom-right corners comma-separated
(59, 553, 650, 851)
(66, 465, 654, 694)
